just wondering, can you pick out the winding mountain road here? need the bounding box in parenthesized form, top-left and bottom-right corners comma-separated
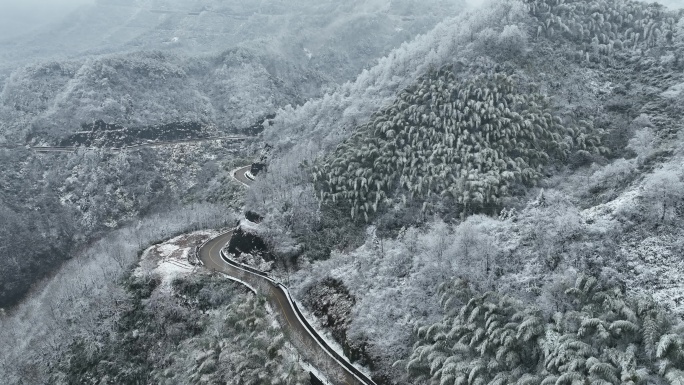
(231, 165, 254, 187)
(30, 136, 247, 153)
(197, 167, 375, 385)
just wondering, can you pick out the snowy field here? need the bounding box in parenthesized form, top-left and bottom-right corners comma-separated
(135, 230, 220, 291)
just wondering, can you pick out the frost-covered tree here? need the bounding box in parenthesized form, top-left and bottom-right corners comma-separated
(407, 274, 684, 385)
(640, 166, 684, 223)
(313, 66, 603, 221)
(527, 0, 679, 60)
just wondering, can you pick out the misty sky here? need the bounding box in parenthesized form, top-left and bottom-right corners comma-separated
(0, 0, 680, 43)
(0, 0, 94, 40)
(658, 0, 682, 9)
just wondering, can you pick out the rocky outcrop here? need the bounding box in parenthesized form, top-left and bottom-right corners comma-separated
(250, 162, 266, 176)
(304, 278, 393, 384)
(227, 220, 274, 261)
(250, 143, 272, 176)
(303, 279, 366, 362)
(245, 211, 264, 224)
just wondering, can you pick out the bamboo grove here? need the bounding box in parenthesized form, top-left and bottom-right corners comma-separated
(406, 275, 684, 385)
(311, 68, 603, 221)
(526, 0, 679, 61)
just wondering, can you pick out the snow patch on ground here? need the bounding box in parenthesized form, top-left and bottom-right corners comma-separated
(581, 188, 639, 224)
(299, 360, 333, 385)
(620, 233, 684, 318)
(660, 82, 684, 98)
(239, 218, 260, 234)
(157, 243, 180, 257)
(134, 230, 220, 292)
(579, 172, 684, 319)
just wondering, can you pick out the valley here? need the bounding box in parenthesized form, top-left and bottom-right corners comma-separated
(2, 0, 684, 384)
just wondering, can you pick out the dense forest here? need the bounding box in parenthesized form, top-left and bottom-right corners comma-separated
(0, 141, 248, 309)
(250, 0, 684, 383)
(408, 275, 684, 385)
(312, 68, 603, 221)
(2, 0, 684, 384)
(0, 0, 462, 309)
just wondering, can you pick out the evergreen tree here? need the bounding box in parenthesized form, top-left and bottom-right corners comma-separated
(407, 275, 684, 385)
(313, 66, 603, 221)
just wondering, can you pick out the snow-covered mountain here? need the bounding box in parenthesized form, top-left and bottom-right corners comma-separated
(3, 1, 684, 385)
(0, 0, 465, 144)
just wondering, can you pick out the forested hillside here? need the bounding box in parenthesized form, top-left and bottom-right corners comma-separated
(2, 0, 684, 384)
(1, 49, 326, 143)
(312, 69, 603, 221)
(0, 142, 246, 309)
(408, 275, 684, 385)
(0, 0, 465, 144)
(0, 0, 462, 309)
(0, 0, 465, 309)
(246, 0, 684, 383)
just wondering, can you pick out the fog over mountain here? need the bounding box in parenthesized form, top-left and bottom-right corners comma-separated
(0, 0, 466, 70)
(1, 0, 470, 146)
(0, 0, 94, 40)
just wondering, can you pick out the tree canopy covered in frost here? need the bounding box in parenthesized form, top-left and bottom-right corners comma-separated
(260, 0, 531, 154)
(3, 0, 684, 384)
(312, 67, 604, 221)
(0, 0, 465, 144)
(407, 275, 684, 385)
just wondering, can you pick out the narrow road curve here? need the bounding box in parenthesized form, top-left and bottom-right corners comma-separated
(198, 167, 376, 385)
(31, 136, 247, 153)
(231, 165, 253, 187)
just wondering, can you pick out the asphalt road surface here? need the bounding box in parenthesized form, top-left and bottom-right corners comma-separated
(198, 231, 370, 385)
(200, 168, 374, 385)
(231, 165, 253, 186)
